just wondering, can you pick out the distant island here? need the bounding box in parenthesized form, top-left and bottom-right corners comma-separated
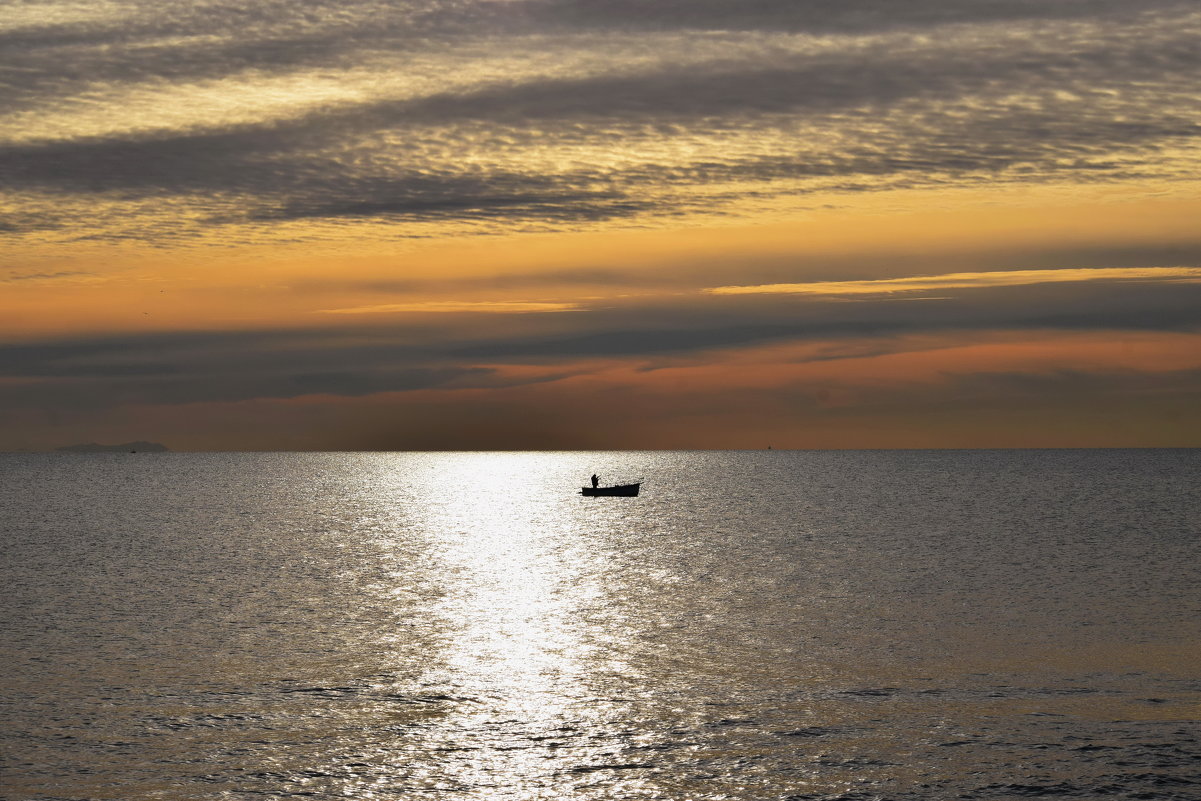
(56, 441, 170, 453)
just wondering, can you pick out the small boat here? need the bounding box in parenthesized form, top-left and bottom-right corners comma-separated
(581, 481, 641, 497)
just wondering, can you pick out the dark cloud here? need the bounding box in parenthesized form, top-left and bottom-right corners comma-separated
(0, 324, 493, 407)
(242, 186, 655, 224)
(0, 326, 434, 381)
(453, 280, 1201, 360)
(824, 363, 1201, 433)
(524, 0, 1184, 35)
(0, 270, 96, 283)
(2, 0, 1197, 239)
(944, 365, 1201, 401)
(0, 366, 489, 409)
(3, 279, 1198, 415)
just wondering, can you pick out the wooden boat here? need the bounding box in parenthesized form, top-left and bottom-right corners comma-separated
(580, 481, 641, 497)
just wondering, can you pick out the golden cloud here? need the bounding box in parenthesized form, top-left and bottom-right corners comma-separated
(706, 267, 1201, 296)
(318, 300, 582, 314)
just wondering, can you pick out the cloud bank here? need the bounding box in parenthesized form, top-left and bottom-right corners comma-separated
(3, 0, 1198, 242)
(3, 274, 1199, 412)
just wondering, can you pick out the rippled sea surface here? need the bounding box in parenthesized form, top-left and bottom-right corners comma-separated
(2, 450, 1200, 800)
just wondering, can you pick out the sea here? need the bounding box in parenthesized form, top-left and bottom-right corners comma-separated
(2, 450, 1199, 801)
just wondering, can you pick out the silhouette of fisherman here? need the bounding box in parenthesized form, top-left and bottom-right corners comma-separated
(591, 474, 599, 488)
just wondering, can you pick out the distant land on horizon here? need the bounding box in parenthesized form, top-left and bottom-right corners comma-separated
(56, 441, 170, 453)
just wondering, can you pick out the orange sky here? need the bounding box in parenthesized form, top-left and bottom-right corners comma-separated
(3, 1, 1200, 450)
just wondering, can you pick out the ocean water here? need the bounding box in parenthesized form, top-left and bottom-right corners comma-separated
(1, 449, 1199, 801)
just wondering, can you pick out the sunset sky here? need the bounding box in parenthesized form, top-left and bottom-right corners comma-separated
(3, 0, 1200, 450)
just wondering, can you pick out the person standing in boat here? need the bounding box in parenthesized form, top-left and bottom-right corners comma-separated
(591, 474, 599, 488)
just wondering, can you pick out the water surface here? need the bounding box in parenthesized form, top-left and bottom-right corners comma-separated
(2, 450, 1199, 799)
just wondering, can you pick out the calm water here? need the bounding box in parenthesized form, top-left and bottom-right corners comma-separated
(2, 450, 1199, 800)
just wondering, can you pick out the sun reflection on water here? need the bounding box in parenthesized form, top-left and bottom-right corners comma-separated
(394, 453, 613, 796)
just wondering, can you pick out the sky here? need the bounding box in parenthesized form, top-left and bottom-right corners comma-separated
(2, 0, 1200, 450)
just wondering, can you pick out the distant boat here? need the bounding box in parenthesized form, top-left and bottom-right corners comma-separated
(581, 481, 641, 497)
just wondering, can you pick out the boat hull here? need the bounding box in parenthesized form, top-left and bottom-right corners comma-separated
(580, 482, 640, 497)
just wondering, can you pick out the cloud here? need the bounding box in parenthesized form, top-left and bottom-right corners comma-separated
(286, 240, 1201, 302)
(0, 270, 99, 284)
(318, 300, 582, 314)
(2, 1, 1197, 242)
(0, 320, 600, 411)
(4, 1, 1200, 450)
(522, 0, 1179, 36)
(452, 278, 1201, 360)
(707, 267, 1201, 296)
(0, 327, 494, 407)
(7, 274, 1199, 402)
(940, 365, 1201, 402)
(2, 273, 1200, 451)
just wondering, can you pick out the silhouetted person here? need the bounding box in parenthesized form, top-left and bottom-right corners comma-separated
(591, 474, 599, 488)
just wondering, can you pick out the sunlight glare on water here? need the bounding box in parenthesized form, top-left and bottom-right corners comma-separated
(405, 454, 606, 795)
(337, 452, 659, 798)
